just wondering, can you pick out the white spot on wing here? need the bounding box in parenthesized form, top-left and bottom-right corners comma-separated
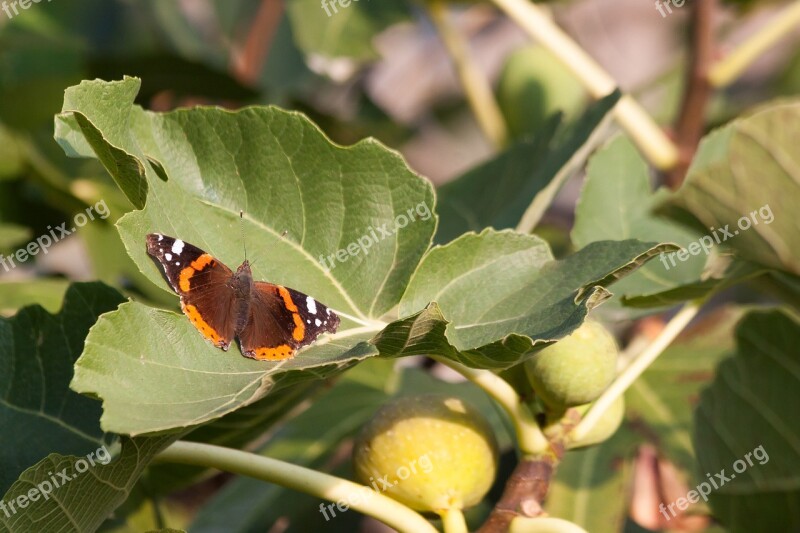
(306, 296, 317, 314)
(165, 253, 173, 261)
(314, 318, 322, 327)
(172, 239, 185, 255)
(158, 234, 163, 241)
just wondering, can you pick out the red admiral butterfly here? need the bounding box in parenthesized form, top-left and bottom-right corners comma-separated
(146, 234, 340, 361)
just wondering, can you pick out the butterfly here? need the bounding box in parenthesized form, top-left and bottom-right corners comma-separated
(146, 234, 339, 361)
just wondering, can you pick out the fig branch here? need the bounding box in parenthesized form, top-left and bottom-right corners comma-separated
(477, 452, 562, 533)
(428, 0, 508, 148)
(154, 441, 437, 533)
(708, 1, 800, 88)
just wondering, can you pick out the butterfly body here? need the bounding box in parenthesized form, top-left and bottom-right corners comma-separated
(146, 234, 339, 361)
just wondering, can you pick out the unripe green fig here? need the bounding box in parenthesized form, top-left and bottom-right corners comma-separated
(567, 395, 625, 449)
(498, 45, 587, 139)
(524, 320, 618, 409)
(352, 394, 498, 512)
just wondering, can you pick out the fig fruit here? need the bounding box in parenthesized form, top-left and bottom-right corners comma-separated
(567, 395, 625, 449)
(498, 45, 587, 139)
(352, 394, 498, 512)
(524, 320, 618, 409)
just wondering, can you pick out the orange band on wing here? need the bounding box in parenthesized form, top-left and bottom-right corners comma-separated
(277, 286, 299, 311)
(277, 286, 305, 341)
(183, 303, 223, 345)
(251, 344, 295, 361)
(178, 254, 215, 292)
(292, 313, 305, 341)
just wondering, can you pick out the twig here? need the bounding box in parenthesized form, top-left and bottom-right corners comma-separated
(490, 0, 679, 170)
(155, 441, 437, 533)
(709, 0, 800, 88)
(231, 0, 284, 85)
(428, 1, 509, 148)
(665, 0, 717, 189)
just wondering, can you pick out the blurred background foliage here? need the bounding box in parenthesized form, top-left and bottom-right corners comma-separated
(0, 0, 798, 531)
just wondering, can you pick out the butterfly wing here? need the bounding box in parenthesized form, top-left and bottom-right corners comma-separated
(239, 282, 340, 361)
(146, 234, 238, 350)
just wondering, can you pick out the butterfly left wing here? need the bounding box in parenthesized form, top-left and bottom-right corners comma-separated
(146, 233, 238, 350)
(239, 282, 340, 361)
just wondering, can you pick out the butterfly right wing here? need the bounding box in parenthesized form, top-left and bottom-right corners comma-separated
(239, 282, 339, 361)
(146, 233, 238, 350)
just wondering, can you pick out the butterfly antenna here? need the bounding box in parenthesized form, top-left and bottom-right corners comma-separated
(240, 210, 248, 262)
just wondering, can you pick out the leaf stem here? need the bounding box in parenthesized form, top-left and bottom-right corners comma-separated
(440, 508, 469, 533)
(428, 1, 509, 148)
(569, 300, 703, 443)
(708, 1, 800, 88)
(489, 0, 679, 170)
(155, 441, 437, 533)
(433, 357, 549, 455)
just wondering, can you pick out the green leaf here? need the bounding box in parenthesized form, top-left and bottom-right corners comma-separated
(435, 125, 554, 244)
(572, 135, 705, 311)
(58, 77, 435, 435)
(56, 78, 150, 209)
(435, 91, 619, 243)
(621, 258, 766, 308)
(71, 302, 378, 436)
(0, 282, 125, 493)
(58, 78, 669, 436)
(0, 435, 177, 533)
(285, 0, 409, 60)
(144, 381, 322, 495)
(57, 77, 436, 319)
(376, 229, 676, 369)
(0, 280, 71, 316)
(693, 309, 800, 532)
(663, 100, 800, 277)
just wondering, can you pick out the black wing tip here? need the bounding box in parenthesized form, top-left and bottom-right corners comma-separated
(326, 309, 341, 333)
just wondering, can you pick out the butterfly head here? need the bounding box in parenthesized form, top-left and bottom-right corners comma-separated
(231, 260, 254, 297)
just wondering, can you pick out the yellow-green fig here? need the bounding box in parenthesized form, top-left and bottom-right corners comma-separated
(567, 395, 625, 449)
(352, 394, 498, 512)
(525, 320, 618, 409)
